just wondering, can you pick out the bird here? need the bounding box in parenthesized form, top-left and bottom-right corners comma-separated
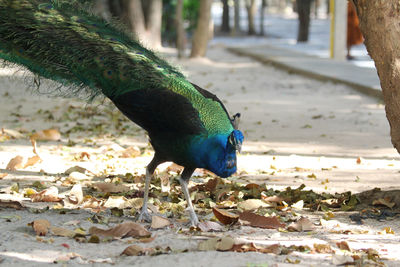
(0, 0, 244, 226)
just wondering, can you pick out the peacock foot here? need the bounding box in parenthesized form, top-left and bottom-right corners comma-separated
(137, 210, 152, 223)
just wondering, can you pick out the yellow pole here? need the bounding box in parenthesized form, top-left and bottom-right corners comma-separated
(330, 0, 335, 58)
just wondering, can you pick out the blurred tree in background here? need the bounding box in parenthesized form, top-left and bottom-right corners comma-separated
(190, 0, 213, 57)
(296, 0, 313, 42)
(245, 0, 257, 35)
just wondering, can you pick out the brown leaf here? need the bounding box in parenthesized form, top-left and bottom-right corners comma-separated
(261, 195, 284, 203)
(120, 146, 141, 158)
(2, 128, 24, 139)
(30, 219, 51, 236)
(372, 197, 395, 208)
(93, 182, 130, 193)
(30, 186, 62, 202)
(197, 220, 224, 232)
(238, 199, 271, 210)
(166, 163, 183, 174)
(30, 128, 61, 141)
(24, 155, 42, 168)
(51, 226, 76, 238)
(0, 200, 24, 209)
(0, 173, 8, 179)
(205, 178, 219, 192)
(121, 245, 145, 256)
(287, 217, 314, 232)
(67, 184, 84, 205)
(216, 236, 235, 251)
(89, 222, 151, 238)
(245, 183, 260, 190)
(198, 237, 219, 251)
(64, 166, 88, 175)
(6, 155, 24, 170)
(336, 241, 351, 251)
(313, 243, 333, 253)
(239, 211, 286, 229)
(151, 215, 171, 229)
(213, 207, 239, 225)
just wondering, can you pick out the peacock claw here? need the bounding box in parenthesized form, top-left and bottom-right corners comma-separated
(137, 210, 152, 223)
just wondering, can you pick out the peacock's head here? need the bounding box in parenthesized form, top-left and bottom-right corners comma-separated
(201, 129, 244, 178)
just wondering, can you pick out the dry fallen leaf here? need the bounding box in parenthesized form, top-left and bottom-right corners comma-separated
(30, 219, 51, 236)
(197, 220, 224, 232)
(121, 245, 145, 256)
(120, 146, 141, 158)
(30, 186, 62, 202)
(89, 222, 151, 238)
(151, 215, 171, 229)
(24, 155, 42, 168)
(93, 182, 130, 193)
(372, 197, 395, 208)
(64, 166, 88, 175)
(6, 155, 24, 170)
(0, 200, 24, 209)
(166, 163, 183, 174)
(313, 243, 333, 253)
(67, 184, 84, 205)
(238, 199, 271, 211)
(198, 236, 235, 251)
(212, 207, 239, 225)
(198, 237, 219, 251)
(336, 241, 351, 251)
(239, 211, 286, 229)
(287, 217, 314, 232)
(261, 195, 284, 203)
(2, 128, 24, 139)
(51, 226, 76, 238)
(0, 173, 8, 179)
(30, 128, 61, 141)
(104, 196, 129, 209)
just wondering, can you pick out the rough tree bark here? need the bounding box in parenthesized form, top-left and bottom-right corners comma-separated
(120, 0, 146, 39)
(353, 0, 400, 154)
(245, 0, 257, 35)
(221, 0, 230, 32)
(175, 0, 185, 58)
(296, 0, 313, 42)
(144, 0, 162, 48)
(233, 0, 240, 35)
(190, 0, 212, 58)
(260, 0, 267, 36)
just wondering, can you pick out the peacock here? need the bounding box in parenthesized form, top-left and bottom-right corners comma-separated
(0, 0, 243, 226)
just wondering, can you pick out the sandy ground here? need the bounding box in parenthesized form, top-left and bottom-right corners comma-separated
(0, 45, 400, 266)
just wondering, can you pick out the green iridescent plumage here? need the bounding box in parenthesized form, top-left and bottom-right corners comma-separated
(0, 0, 243, 225)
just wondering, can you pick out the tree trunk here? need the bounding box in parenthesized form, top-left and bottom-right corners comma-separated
(296, 0, 312, 42)
(221, 0, 230, 32)
(233, 0, 240, 35)
(108, 0, 123, 17)
(175, 0, 185, 58)
(353, 0, 400, 154)
(260, 0, 267, 36)
(144, 0, 162, 48)
(120, 0, 146, 40)
(245, 0, 257, 35)
(190, 0, 212, 58)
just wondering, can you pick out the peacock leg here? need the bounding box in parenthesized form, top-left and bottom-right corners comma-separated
(179, 167, 198, 226)
(138, 155, 162, 223)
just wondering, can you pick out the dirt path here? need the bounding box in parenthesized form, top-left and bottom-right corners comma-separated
(0, 46, 399, 266)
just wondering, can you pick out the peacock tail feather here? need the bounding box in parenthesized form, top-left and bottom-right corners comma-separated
(0, 0, 234, 136)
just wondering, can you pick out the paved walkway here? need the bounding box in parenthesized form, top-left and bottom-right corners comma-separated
(228, 44, 382, 99)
